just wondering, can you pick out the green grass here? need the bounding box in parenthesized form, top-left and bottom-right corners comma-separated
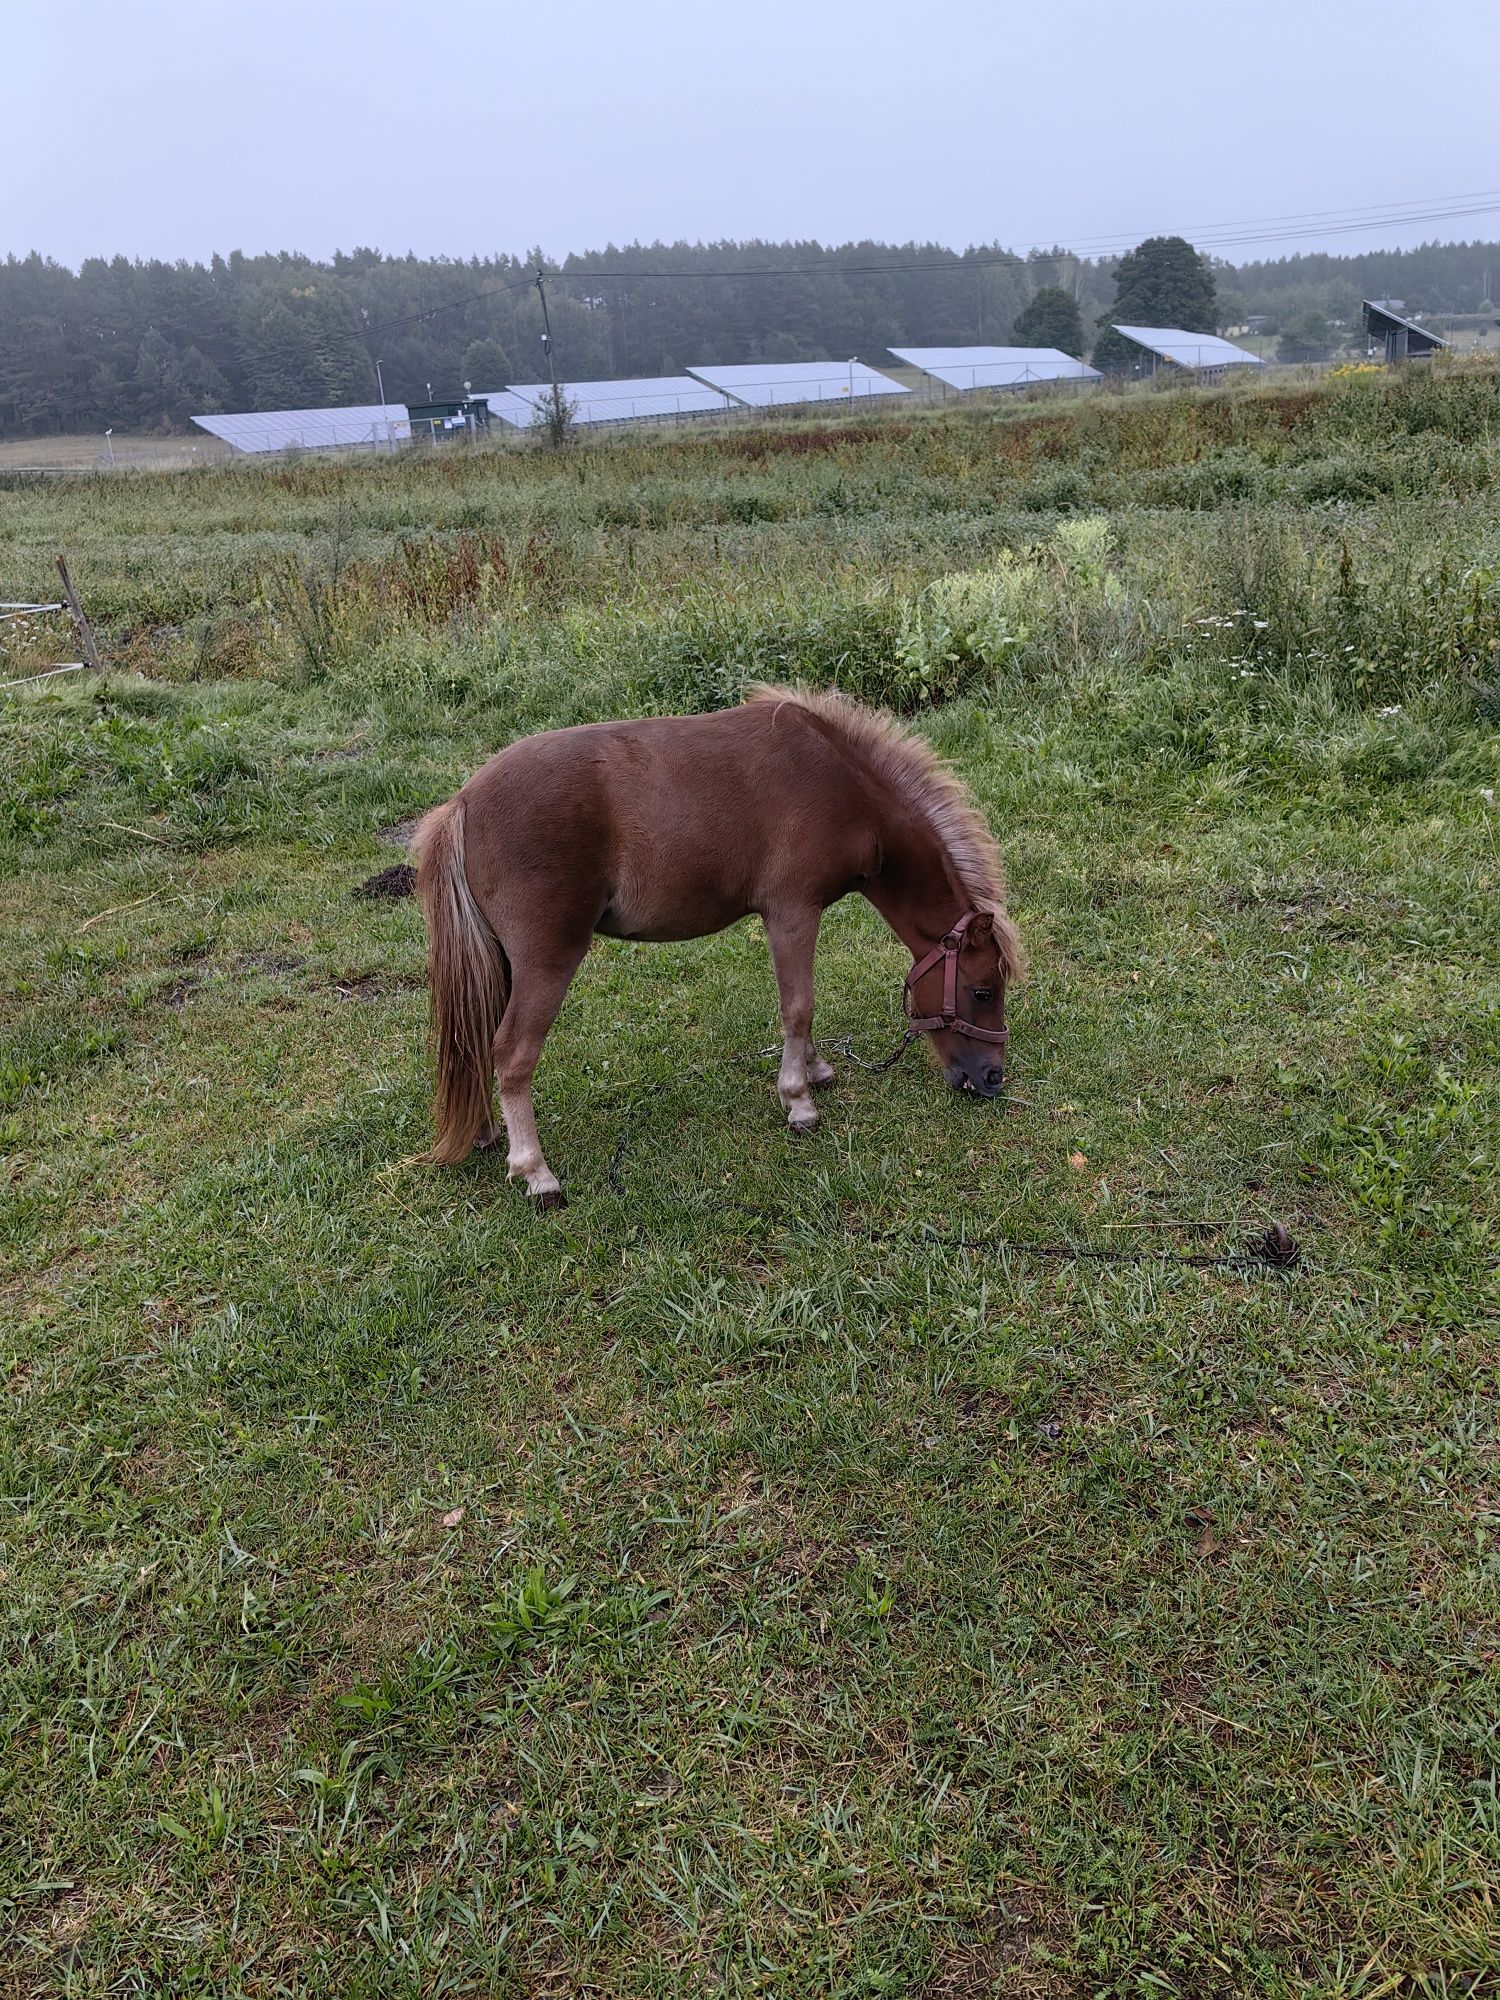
(2, 373, 1498, 1997)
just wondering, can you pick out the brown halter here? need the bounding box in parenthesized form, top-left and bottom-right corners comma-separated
(902, 909, 1010, 1047)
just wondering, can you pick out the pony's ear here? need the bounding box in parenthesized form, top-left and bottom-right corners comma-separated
(966, 910, 994, 943)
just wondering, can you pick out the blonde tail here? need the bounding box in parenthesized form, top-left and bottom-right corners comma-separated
(413, 799, 508, 1164)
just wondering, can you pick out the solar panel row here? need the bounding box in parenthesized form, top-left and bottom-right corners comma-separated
(1110, 327, 1265, 370)
(484, 376, 734, 427)
(480, 364, 907, 427)
(891, 346, 1101, 391)
(192, 406, 411, 453)
(482, 390, 547, 429)
(686, 361, 908, 407)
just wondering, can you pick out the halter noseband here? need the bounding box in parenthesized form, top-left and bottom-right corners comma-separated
(903, 909, 1010, 1047)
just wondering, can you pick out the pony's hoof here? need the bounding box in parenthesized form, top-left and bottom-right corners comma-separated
(474, 1128, 503, 1152)
(808, 1064, 836, 1089)
(786, 1113, 819, 1138)
(530, 1185, 566, 1212)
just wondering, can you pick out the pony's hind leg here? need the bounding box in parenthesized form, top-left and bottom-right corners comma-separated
(763, 908, 823, 1132)
(492, 943, 588, 1208)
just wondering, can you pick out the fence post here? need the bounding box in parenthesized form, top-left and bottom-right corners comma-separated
(55, 555, 103, 674)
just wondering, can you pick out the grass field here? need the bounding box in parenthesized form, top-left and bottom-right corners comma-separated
(3, 370, 1498, 1997)
(0, 435, 233, 474)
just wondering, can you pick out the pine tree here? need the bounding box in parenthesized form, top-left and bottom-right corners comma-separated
(131, 329, 190, 431)
(177, 344, 232, 414)
(238, 278, 372, 409)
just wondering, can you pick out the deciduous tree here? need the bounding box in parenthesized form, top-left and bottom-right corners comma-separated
(1094, 235, 1216, 372)
(1011, 286, 1086, 357)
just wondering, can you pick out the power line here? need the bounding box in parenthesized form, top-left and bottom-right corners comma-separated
(56, 186, 1500, 349)
(359, 188, 1500, 334)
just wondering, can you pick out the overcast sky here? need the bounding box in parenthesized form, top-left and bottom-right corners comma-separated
(8, 0, 1499, 270)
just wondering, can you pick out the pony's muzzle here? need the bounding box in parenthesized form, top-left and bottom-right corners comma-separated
(945, 1055, 1006, 1098)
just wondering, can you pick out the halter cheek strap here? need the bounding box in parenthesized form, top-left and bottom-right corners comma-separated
(903, 909, 1010, 1047)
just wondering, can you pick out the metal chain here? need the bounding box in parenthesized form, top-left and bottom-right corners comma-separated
(750, 1028, 921, 1075)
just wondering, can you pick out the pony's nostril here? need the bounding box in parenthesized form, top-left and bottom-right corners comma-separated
(984, 1067, 1004, 1090)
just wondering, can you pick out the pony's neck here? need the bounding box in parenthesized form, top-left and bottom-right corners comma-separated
(864, 814, 971, 959)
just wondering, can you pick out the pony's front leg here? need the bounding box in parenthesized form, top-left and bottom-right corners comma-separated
(764, 908, 823, 1133)
(492, 947, 587, 1209)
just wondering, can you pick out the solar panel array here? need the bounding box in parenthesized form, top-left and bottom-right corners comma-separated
(482, 390, 547, 429)
(196, 328, 1272, 455)
(192, 405, 411, 453)
(686, 361, 908, 408)
(1110, 327, 1265, 371)
(483, 376, 733, 428)
(891, 345, 1101, 390)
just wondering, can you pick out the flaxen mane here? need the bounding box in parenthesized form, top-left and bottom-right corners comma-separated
(749, 684, 1028, 981)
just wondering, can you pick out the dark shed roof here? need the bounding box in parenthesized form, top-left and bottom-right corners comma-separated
(1363, 300, 1447, 356)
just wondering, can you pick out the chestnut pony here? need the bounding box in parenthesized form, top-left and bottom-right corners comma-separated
(413, 685, 1024, 1205)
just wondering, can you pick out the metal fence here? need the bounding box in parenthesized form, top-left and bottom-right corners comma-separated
(0, 357, 1396, 473)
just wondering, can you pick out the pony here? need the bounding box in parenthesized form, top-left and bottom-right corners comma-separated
(412, 685, 1024, 1205)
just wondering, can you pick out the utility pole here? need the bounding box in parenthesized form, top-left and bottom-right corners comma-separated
(536, 268, 565, 438)
(374, 358, 392, 449)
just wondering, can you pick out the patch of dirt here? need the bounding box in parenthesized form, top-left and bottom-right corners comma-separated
(1221, 879, 1403, 936)
(918, 1894, 1060, 1996)
(116, 1441, 175, 1499)
(236, 952, 308, 975)
(950, 1385, 1014, 1427)
(140, 1295, 194, 1335)
(1086, 870, 1170, 909)
(1163, 1666, 1243, 1747)
(156, 972, 201, 1010)
(354, 863, 416, 900)
(330, 971, 423, 1001)
(376, 818, 419, 849)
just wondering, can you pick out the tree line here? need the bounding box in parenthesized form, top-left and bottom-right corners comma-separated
(1, 233, 1494, 436)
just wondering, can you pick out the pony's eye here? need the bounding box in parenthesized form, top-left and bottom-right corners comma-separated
(972, 987, 994, 1003)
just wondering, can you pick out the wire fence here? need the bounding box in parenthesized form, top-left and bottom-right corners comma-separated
(0, 356, 1395, 474)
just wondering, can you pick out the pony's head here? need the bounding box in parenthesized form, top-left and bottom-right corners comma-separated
(904, 907, 1021, 1099)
